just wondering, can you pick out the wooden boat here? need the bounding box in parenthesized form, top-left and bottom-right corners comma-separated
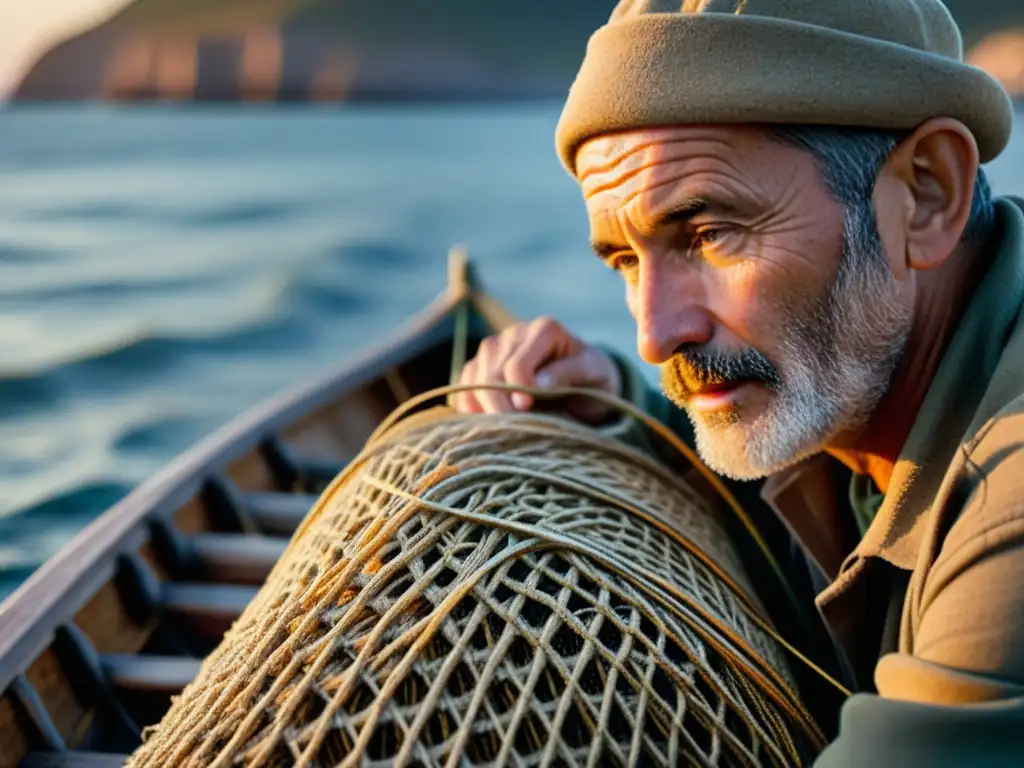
(0, 250, 514, 768)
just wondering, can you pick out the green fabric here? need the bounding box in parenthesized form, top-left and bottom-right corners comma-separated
(848, 474, 884, 539)
(816, 693, 1024, 767)
(555, 0, 1014, 175)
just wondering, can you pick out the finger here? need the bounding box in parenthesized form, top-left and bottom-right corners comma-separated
(472, 339, 517, 414)
(534, 349, 622, 423)
(504, 319, 580, 410)
(535, 346, 617, 394)
(454, 360, 483, 413)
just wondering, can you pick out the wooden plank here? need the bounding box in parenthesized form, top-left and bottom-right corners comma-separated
(0, 693, 35, 768)
(224, 447, 278, 495)
(170, 496, 210, 536)
(133, 541, 169, 583)
(20, 753, 128, 768)
(22, 651, 82, 748)
(187, 534, 287, 584)
(101, 655, 200, 694)
(72, 582, 150, 657)
(277, 404, 353, 465)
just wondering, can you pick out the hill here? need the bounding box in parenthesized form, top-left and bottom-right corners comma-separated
(12, 0, 1024, 102)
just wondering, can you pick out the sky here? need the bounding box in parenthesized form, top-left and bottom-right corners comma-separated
(0, 0, 132, 97)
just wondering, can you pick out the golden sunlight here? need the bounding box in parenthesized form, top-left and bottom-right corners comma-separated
(0, 0, 135, 97)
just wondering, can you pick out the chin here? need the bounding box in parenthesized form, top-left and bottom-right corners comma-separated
(690, 410, 828, 482)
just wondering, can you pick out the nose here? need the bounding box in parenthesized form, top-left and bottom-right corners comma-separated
(631, 256, 713, 365)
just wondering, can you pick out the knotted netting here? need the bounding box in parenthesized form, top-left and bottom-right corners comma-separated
(128, 402, 827, 767)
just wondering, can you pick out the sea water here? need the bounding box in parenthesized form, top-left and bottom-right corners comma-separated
(0, 103, 1021, 599)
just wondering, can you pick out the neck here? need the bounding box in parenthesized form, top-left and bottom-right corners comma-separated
(827, 242, 988, 492)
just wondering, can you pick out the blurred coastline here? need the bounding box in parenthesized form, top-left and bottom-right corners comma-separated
(969, 29, 1024, 96)
(6, 0, 1024, 103)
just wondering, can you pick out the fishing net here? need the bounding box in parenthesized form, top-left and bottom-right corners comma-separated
(128, 405, 825, 767)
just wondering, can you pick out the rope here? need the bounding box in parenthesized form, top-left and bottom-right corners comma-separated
(129, 406, 839, 767)
(320, 382, 847, 700)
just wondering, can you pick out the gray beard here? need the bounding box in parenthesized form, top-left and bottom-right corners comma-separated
(662, 204, 914, 481)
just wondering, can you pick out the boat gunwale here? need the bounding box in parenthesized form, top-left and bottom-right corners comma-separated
(0, 280, 473, 693)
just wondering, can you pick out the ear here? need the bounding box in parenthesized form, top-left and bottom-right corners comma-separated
(879, 118, 979, 272)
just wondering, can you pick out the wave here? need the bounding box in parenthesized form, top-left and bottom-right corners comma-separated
(0, 244, 69, 264)
(111, 413, 210, 457)
(0, 272, 373, 410)
(0, 479, 132, 526)
(0, 319, 296, 386)
(16, 197, 313, 229)
(326, 239, 419, 270)
(0, 272, 220, 303)
(0, 479, 133, 599)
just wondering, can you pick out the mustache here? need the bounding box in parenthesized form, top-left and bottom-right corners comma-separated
(668, 347, 782, 395)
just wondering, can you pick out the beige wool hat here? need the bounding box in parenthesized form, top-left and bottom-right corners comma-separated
(555, 0, 1015, 175)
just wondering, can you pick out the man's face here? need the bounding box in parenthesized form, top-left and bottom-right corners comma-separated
(578, 125, 914, 480)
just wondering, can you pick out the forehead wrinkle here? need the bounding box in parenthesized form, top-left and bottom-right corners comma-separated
(578, 139, 665, 191)
(586, 158, 753, 223)
(585, 155, 710, 213)
(588, 170, 690, 224)
(579, 133, 740, 196)
(582, 155, 660, 203)
(585, 151, 765, 217)
(621, 175, 703, 230)
(576, 127, 699, 174)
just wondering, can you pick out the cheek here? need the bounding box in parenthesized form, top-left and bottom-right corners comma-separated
(741, 235, 841, 319)
(707, 249, 827, 359)
(701, 260, 775, 344)
(623, 255, 771, 344)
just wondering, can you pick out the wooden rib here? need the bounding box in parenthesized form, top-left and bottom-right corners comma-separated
(186, 534, 288, 584)
(239, 492, 316, 535)
(101, 655, 201, 694)
(7, 676, 65, 752)
(0, 694, 34, 768)
(20, 650, 81, 751)
(384, 366, 412, 404)
(162, 584, 258, 637)
(290, 457, 344, 487)
(262, 436, 344, 490)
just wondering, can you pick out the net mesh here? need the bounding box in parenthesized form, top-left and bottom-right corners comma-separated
(128, 409, 824, 767)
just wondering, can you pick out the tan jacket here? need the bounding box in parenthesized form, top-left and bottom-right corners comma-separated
(610, 197, 1024, 765)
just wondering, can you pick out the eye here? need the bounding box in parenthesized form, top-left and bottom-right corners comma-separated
(608, 253, 639, 273)
(692, 227, 722, 248)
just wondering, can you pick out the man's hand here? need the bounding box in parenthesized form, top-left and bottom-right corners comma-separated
(453, 317, 623, 424)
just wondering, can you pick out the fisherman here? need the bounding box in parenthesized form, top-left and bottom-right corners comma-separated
(454, 0, 1022, 762)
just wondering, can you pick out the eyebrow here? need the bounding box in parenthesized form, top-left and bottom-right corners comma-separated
(591, 196, 729, 260)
